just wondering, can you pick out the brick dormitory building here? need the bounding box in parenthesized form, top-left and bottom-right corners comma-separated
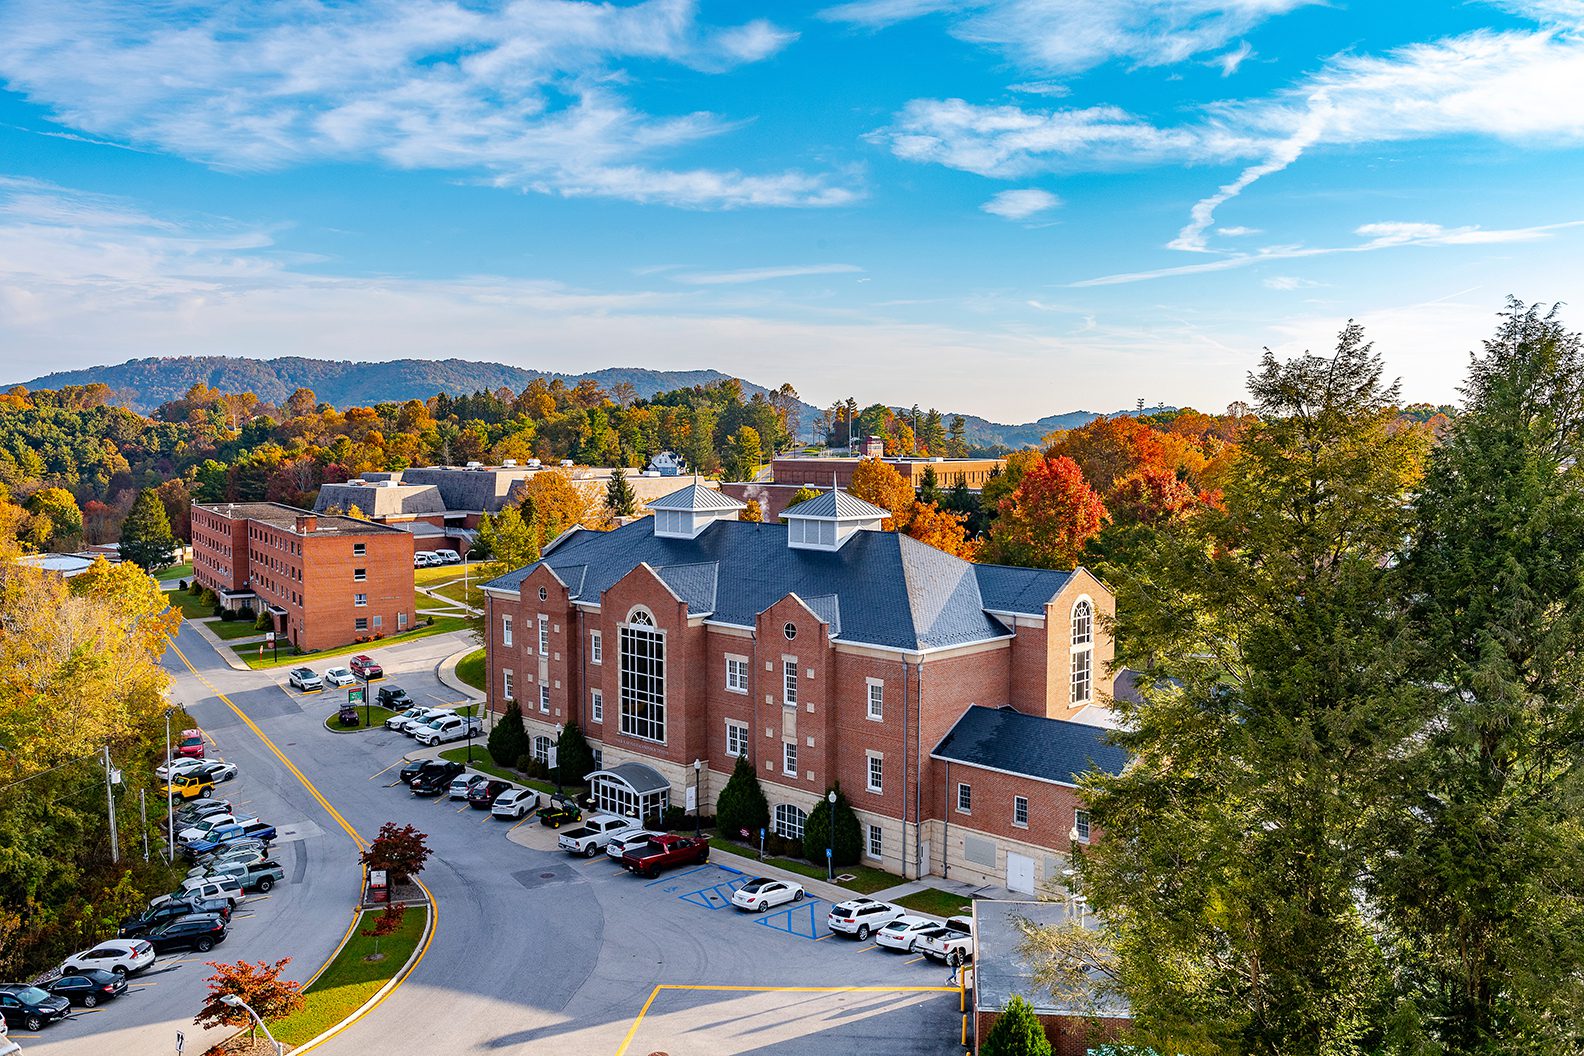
(191, 502, 417, 653)
(481, 481, 1128, 892)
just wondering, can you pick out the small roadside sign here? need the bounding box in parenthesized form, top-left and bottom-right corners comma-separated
(176, 1030, 185, 1055)
(348, 686, 366, 705)
(265, 631, 275, 642)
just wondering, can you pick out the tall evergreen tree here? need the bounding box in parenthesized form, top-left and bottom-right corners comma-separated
(713, 753, 769, 840)
(118, 488, 178, 570)
(1380, 299, 1584, 1050)
(605, 467, 637, 518)
(487, 701, 529, 769)
(1077, 323, 1428, 1056)
(980, 995, 1053, 1056)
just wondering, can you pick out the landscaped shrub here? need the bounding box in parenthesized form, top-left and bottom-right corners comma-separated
(218, 607, 235, 622)
(660, 806, 715, 831)
(785, 838, 804, 860)
(254, 610, 271, 631)
(803, 783, 862, 866)
(556, 723, 597, 785)
(200, 588, 217, 606)
(766, 833, 788, 857)
(188, 580, 202, 596)
(713, 754, 770, 842)
(178, 579, 188, 591)
(237, 604, 256, 621)
(980, 995, 1052, 1056)
(488, 701, 529, 767)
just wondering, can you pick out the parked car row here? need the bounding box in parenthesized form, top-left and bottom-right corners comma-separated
(156, 754, 240, 802)
(383, 701, 482, 747)
(394, 759, 539, 819)
(414, 549, 461, 568)
(825, 897, 977, 965)
(288, 653, 384, 693)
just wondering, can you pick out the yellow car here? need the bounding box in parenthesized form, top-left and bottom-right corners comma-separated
(163, 773, 216, 800)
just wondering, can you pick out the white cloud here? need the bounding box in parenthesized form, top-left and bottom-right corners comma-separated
(0, 0, 852, 210)
(981, 188, 1062, 219)
(1007, 81, 1070, 97)
(1263, 275, 1324, 290)
(822, 0, 1315, 74)
(1218, 225, 1262, 236)
(1212, 40, 1254, 76)
(670, 264, 865, 285)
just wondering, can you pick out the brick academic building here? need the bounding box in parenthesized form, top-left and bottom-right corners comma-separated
(482, 481, 1127, 893)
(191, 502, 417, 653)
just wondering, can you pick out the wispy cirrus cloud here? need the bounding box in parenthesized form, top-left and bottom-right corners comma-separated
(0, 0, 856, 210)
(670, 263, 864, 285)
(821, 0, 1315, 74)
(981, 188, 1061, 219)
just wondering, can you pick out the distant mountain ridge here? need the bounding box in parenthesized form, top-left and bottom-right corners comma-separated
(9, 355, 1172, 449)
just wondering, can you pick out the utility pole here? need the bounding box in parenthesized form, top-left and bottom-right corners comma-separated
(165, 708, 175, 862)
(140, 789, 149, 861)
(103, 744, 119, 865)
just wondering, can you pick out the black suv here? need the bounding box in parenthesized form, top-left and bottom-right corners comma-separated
(410, 761, 464, 796)
(0, 983, 71, 1031)
(376, 685, 410, 708)
(145, 914, 228, 954)
(120, 896, 231, 938)
(398, 758, 456, 785)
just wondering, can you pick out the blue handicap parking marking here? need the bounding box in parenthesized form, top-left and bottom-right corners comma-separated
(678, 874, 751, 910)
(755, 898, 826, 939)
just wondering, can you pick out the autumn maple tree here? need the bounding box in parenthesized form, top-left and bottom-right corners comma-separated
(982, 455, 1107, 569)
(847, 457, 915, 529)
(362, 903, 407, 959)
(195, 958, 305, 1039)
(360, 822, 431, 883)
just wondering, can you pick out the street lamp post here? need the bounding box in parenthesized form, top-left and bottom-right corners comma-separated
(164, 708, 175, 863)
(826, 790, 837, 882)
(219, 994, 282, 1056)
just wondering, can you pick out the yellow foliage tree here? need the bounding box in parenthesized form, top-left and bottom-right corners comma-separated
(847, 457, 915, 531)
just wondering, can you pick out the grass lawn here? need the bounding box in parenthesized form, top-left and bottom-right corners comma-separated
(165, 589, 215, 621)
(267, 906, 428, 1047)
(322, 705, 398, 733)
(436, 746, 571, 796)
(414, 565, 463, 587)
(156, 561, 194, 581)
(895, 887, 974, 919)
(229, 616, 470, 669)
(454, 648, 486, 691)
(207, 618, 267, 641)
(428, 579, 481, 608)
(708, 833, 898, 894)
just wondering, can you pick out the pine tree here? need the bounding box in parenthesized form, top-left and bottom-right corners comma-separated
(948, 414, 968, 457)
(488, 701, 529, 769)
(605, 467, 637, 518)
(556, 722, 597, 786)
(713, 754, 769, 840)
(118, 488, 178, 570)
(980, 996, 1052, 1056)
(803, 783, 861, 866)
(1380, 299, 1584, 1049)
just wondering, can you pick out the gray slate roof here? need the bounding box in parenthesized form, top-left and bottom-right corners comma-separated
(781, 489, 890, 520)
(485, 518, 1073, 651)
(647, 481, 744, 512)
(973, 563, 1075, 615)
(931, 705, 1128, 785)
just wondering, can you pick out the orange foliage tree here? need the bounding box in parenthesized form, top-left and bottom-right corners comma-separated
(194, 958, 305, 1040)
(982, 455, 1107, 569)
(847, 457, 915, 530)
(904, 501, 977, 559)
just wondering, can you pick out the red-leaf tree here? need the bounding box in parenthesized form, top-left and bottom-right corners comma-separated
(360, 822, 431, 882)
(983, 456, 1107, 569)
(194, 958, 305, 1040)
(361, 903, 407, 959)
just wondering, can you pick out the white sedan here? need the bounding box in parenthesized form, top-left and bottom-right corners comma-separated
(154, 756, 207, 782)
(875, 915, 941, 952)
(323, 667, 356, 687)
(195, 760, 239, 783)
(729, 877, 806, 913)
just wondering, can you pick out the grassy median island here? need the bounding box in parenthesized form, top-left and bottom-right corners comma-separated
(321, 705, 398, 733)
(266, 905, 428, 1047)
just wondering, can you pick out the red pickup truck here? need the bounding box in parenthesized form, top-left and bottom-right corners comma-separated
(620, 834, 710, 878)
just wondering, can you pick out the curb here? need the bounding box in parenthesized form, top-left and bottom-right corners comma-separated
(433, 645, 485, 702)
(291, 892, 436, 1054)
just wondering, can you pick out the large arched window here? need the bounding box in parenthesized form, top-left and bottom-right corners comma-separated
(620, 608, 666, 742)
(774, 803, 808, 841)
(1071, 597, 1094, 706)
(532, 735, 554, 766)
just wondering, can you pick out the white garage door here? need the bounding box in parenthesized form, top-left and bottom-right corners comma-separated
(1006, 852, 1035, 894)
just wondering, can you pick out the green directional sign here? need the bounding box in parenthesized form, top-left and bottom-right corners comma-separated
(347, 686, 366, 706)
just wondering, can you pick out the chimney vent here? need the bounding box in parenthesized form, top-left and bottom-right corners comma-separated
(295, 514, 318, 533)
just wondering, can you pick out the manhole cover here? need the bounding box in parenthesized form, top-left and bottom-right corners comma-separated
(540, 872, 557, 879)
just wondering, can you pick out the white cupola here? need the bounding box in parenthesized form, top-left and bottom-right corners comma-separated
(649, 480, 746, 539)
(783, 489, 889, 551)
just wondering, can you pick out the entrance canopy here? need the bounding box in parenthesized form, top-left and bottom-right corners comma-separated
(587, 762, 671, 823)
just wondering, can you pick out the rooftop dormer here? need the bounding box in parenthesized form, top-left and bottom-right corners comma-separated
(649, 480, 746, 539)
(783, 489, 888, 551)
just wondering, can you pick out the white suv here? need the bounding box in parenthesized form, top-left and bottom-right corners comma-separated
(61, 939, 155, 976)
(826, 897, 905, 940)
(491, 787, 538, 819)
(606, 828, 660, 860)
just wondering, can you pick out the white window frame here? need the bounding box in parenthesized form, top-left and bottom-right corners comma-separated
(539, 684, 551, 714)
(590, 630, 602, 665)
(866, 679, 884, 721)
(502, 670, 515, 701)
(1074, 808, 1091, 843)
(353, 543, 366, 557)
(1071, 648, 1093, 708)
(725, 720, 748, 758)
(725, 656, 749, 694)
(774, 803, 807, 841)
(354, 617, 368, 631)
(353, 593, 367, 607)
(956, 782, 971, 814)
(502, 614, 513, 647)
(619, 607, 666, 743)
(782, 741, 797, 776)
(866, 824, 883, 860)
(866, 752, 883, 794)
(532, 735, 553, 766)
(353, 567, 367, 582)
(782, 659, 798, 706)
(590, 688, 604, 724)
(538, 615, 549, 656)
(1013, 795, 1029, 828)
(1071, 596, 1094, 706)
(397, 612, 408, 630)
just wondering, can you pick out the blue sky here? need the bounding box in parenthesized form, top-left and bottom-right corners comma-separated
(1, 0, 1581, 421)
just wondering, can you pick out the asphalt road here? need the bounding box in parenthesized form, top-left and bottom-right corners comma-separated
(29, 621, 963, 1055)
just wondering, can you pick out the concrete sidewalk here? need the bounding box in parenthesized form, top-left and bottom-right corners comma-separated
(434, 645, 485, 702)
